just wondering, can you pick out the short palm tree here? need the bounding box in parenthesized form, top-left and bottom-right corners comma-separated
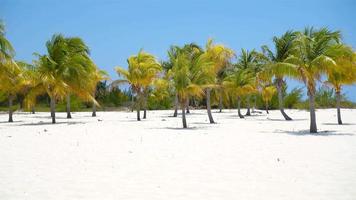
(261, 30, 298, 120)
(325, 44, 356, 124)
(235, 49, 262, 116)
(0, 60, 26, 122)
(170, 51, 208, 128)
(223, 69, 255, 118)
(91, 68, 109, 117)
(114, 50, 161, 121)
(289, 27, 341, 133)
(261, 86, 277, 114)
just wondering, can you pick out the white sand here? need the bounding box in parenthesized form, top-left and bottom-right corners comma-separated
(0, 109, 355, 200)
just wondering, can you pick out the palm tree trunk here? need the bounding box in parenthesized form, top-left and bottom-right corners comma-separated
(92, 90, 97, 117)
(50, 96, 56, 124)
(131, 94, 134, 112)
(31, 106, 35, 114)
(277, 79, 292, 120)
(173, 93, 178, 117)
(237, 96, 244, 119)
(336, 90, 342, 125)
(181, 102, 187, 128)
(137, 108, 141, 121)
(252, 95, 256, 113)
(186, 98, 190, 114)
(265, 102, 269, 114)
(8, 94, 14, 122)
(206, 88, 215, 123)
(143, 93, 148, 119)
(66, 94, 72, 119)
(245, 95, 251, 116)
(309, 90, 317, 133)
(218, 89, 223, 112)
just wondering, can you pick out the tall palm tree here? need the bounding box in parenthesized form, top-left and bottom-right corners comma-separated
(261, 31, 298, 120)
(205, 39, 235, 122)
(63, 37, 97, 119)
(325, 44, 356, 124)
(223, 69, 255, 118)
(289, 27, 341, 133)
(235, 49, 262, 116)
(114, 50, 161, 121)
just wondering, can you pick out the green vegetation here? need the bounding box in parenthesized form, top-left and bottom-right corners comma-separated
(1, 19, 355, 132)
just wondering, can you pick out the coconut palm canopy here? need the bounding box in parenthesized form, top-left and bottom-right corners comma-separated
(0, 18, 355, 132)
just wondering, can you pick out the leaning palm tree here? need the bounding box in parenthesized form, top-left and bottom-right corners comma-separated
(261, 30, 298, 120)
(205, 39, 235, 122)
(288, 27, 341, 133)
(325, 44, 356, 124)
(223, 69, 255, 118)
(114, 50, 161, 121)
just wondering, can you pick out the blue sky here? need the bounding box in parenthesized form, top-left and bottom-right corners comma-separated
(1, 0, 356, 100)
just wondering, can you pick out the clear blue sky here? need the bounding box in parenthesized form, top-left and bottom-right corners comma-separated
(1, 0, 356, 100)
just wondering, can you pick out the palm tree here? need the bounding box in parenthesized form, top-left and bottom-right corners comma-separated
(114, 50, 161, 121)
(289, 27, 341, 133)
(223, 69, 255, 118)
(205, 39, 235, 121)
(325, 44, 356, 124)
(91, 69, 109, 117)
(261, 31, 297, 120)
(63, 37, 97, 119)
(235, 49, 262, 116)
(0, 60, 26, 122)
(170, 51, 208, 128)
(261, 86, 277, 114)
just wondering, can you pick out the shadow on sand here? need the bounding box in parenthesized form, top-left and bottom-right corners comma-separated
(322, 122, 356, 126)
(274, 129, 354, 136)
(18, 121, 87, 126)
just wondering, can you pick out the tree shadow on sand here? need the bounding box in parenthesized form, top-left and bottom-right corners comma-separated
(274, 129, 354, 136)
(18, 121, 87, 126)
(322, 122, 356, 126)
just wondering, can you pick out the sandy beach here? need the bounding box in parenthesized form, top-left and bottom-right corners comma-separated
(0, 109, 356, 199)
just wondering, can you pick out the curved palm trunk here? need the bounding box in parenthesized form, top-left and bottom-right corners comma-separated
(206, 88, 215, 123)
(8, 95, 14, 122)
(237, 96, 244, 119)
(173, 93, 178, 117)
(277, 79, 292, 120)
(308, 91, 317, 133)
(336, 91, 342, 125)
(181, 102, 187, 128)
(218, 89, 223, 112)
(50, 96, 56, 124)
(186, 98, 190, 114)
(31, 107, 35, 114)
(66, 94, 72, 119)
(245, 95, 251, 116)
